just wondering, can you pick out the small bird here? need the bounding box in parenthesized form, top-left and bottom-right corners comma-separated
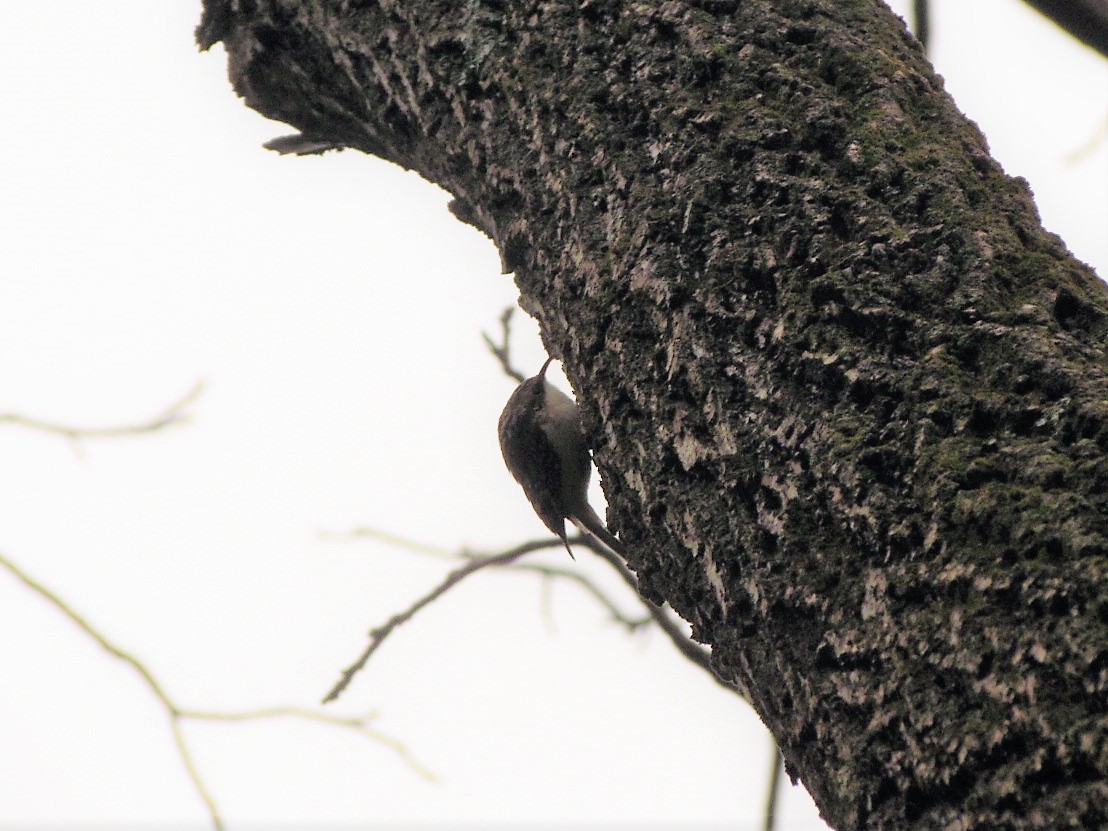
(498, 358, 626, 559)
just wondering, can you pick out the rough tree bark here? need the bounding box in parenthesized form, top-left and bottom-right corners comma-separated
(197, 2, 1108, 828)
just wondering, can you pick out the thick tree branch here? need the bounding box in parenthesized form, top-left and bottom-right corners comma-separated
(200, 2, 1108, 828)
(1021, 0, 1108, 58)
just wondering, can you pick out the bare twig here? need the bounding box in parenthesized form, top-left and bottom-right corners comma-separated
(481, 307, 527, 383)
(0, 549, 430, 831)
(323, 538, 556, 703)
(0, 381, 204, 441)
(498, 560, 654, 632)
(324, 527, 748, 702)
(169, 717, 222, 828)
(329, 526, 653, 629)
(176, 706, 436, 782)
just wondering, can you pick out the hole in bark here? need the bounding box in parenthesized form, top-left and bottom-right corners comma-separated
(759, 486, 783, 512)
(426, 35, 465, 57)
(688, 56, 724, 86)
(950, 338, 980, 371)
(1009, 407, 1044, 436)
(1025, 754, 1069, 789)
(760, 530, 779, 556)
(809, 277, 844, 306)
(995, 793, 1022, 814)
(1087, 648, 1108, 676)
(652, 17, 678, 41)
(1048, 592, 1073, 616)
(1043, 536, 1064, 561)
(1053, 287, 1102, 331)
(871, 776, 898, 809)
(1061, 408, 1107, 450)
(966, 403, 999, 436)
(1097, 600, 1108, 625)
(785, 23, 817, 44)
(927, 407, 953, 434)
(904, 785, 926, 821)
(814, 642, 836, 668)
(796, 722, 815, 744)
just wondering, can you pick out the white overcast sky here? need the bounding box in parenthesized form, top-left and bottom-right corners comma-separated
(0, 1, 1104, 829)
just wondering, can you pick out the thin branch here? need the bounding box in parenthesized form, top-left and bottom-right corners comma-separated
(0, 549, 430, 831)
(498, 560, 654, 632)
(764, 740, 784, 831)
(332, 526, 653, 630)
(481, 306, 527, 382)
(327, 525, 768, 831)
(177, 706, 436, 781)
(323, 538, 556, 703)
(170, 717, 223, 829)
(0, 549, 179, 705)
(325, 526, 749, 702)
(0, 381, 204, 441)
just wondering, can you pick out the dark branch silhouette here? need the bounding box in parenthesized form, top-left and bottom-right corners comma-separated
(322, 527, 746, 704)
(1021, 0, 1108, 58)
(481, 307, 527, 384)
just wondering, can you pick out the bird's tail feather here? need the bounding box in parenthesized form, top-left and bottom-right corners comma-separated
(570, 505, 627, 559)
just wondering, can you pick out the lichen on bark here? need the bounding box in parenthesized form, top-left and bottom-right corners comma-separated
(199, 1, 1108, 828)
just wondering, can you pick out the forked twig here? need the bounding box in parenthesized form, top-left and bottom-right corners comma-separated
(320, 529, 650, 630)
(0, 549, 431, 831)
(481, 307, 527, 383)
(324, 529, 747, 703)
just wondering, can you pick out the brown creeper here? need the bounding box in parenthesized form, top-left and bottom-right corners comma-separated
(498, 358, 626, 559)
